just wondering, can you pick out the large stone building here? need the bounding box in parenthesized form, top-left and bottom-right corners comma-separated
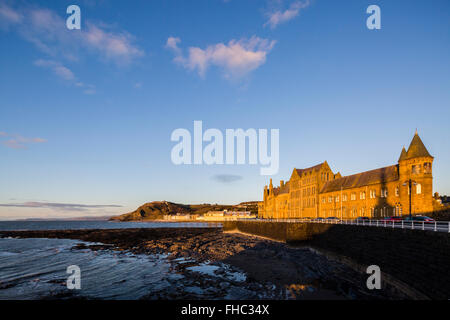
(259, 132, 435, 219)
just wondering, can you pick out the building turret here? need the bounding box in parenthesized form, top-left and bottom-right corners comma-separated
(269, 178, 273, 194)
(398, 147, 407, 162)
(398, 131, 434, 214)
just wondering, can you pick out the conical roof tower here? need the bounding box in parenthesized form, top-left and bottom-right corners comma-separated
(398, 147, 407, 162)
(404, 130, 433, 160)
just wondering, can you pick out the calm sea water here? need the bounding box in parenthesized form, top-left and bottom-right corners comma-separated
(0, 220, 220, 231)
(0, 221, 219, 300)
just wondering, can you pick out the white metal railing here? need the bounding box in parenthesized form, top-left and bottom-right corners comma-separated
(238, 218, 450, 233)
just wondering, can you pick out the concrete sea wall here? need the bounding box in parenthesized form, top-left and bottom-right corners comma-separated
(223, 221, 450, 300)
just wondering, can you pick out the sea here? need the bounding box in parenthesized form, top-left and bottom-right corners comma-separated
(0, 220, 221, 300)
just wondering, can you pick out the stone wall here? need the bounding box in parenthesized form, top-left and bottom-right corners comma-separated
(223, 221, 450, 299)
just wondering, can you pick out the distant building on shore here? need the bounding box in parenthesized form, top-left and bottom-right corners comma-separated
(163, 213, 196, 220)
(198, 210, 256, 221)
(259, 131, 436, 219)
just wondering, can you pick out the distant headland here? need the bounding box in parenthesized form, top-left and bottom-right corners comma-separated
(110, 201, 258, 222)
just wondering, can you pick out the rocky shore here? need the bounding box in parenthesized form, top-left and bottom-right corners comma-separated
(0, 227, 408, 299)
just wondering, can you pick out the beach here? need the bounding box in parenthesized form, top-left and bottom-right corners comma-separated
(0, 227, 408, 299)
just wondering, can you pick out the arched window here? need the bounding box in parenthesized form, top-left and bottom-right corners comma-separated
(416, 183, 422, 194)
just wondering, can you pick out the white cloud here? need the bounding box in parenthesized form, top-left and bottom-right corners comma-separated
(0, 202, 122, 212)
(165, 36, 181, 53)
(34, 59, 75, 81)
(33, 59, 96, 94)
(1, 3, 144, 65)
(0, 133, 47, 149)
(83, 23, 144, 65)
(166, 36, 276, 78)
(265, 0, 311, 29)
(0, 3, 23, 26)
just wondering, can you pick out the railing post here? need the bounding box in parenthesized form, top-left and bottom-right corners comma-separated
(402, 220, 404, 229)
(448, 222, 450, 233)
(412, 221, 414, 230)
(434, 221, 437, 232)
(422, 221, 425, 231)
(392, 221, 394, 229)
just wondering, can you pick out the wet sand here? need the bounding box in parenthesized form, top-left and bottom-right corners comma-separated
(0, 227, 408, 299)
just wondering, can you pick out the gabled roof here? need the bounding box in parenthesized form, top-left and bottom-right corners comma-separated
(294, 162, 325, 177)
(403, 132, 433, 160)
(320, 165, 399, 194)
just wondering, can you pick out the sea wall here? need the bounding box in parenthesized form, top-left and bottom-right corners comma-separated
(223, 221, 450, 300)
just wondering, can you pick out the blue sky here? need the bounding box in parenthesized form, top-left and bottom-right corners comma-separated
(0, 0, 449, 219)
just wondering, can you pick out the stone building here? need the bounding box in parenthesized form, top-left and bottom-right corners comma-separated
(259, 131, 435, 219)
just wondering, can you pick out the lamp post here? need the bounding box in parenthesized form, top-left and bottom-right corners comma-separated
(403, 179, 417, 219)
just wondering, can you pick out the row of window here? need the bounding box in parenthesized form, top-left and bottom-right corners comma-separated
(322, 206, 403, 218)
(412, 163, 432, 174)
(321, 185, 422, 203)
(291, 186, 317, 199)
(291, 177, 317, 189)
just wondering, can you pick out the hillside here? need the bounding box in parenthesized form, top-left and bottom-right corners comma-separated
(110, 201, 258, 221)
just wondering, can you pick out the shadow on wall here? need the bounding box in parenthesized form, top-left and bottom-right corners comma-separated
(223, 221, 450, 300)
(373, 171, 395, 219)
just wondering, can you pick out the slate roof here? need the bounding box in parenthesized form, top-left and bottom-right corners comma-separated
(320, 165, 399, 193)
(398, 147, 407, 162)
(295, 163, 324, 176)
(403, 132, 433, 160)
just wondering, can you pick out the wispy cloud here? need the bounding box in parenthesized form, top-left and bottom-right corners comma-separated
(0, 3, 23, 26)
(33, 59, 96, 94)
(34, 59, 75, 81)
(166, 36, 276, 79)
(265, 0, 311, 29)
(0, 202, 123, 212)
(0, 3, 144, 65)
(212, 174, 243, 183)
(83, 23, 144, 65)
(0, 132, 47, 149)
